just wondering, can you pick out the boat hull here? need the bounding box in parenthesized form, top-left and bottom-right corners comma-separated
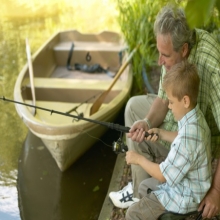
(14, 30, 132, 171)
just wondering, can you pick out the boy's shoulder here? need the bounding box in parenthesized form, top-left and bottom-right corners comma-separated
(178, 106, 210, 147)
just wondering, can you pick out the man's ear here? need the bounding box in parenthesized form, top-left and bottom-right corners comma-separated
(183, 95, 190, 108)
(182, 43, 189, 58)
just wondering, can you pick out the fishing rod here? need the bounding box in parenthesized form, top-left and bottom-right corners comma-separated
(0, 96, 154, 138)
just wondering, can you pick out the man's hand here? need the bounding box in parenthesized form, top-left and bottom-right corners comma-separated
(127, 120, 149, 143)
(198, 187, 220, 218)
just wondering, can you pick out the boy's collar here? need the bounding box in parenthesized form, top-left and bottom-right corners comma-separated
(178, 104, 199, 128)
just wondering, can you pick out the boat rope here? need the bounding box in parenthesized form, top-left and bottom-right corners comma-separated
(118, 47, 128, 66)
(142, 62, 155, 94)
(74, 63, 115, 78)
(0, 96, 153, 138)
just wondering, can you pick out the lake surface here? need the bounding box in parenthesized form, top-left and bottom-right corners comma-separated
(0, 1, 121, 219)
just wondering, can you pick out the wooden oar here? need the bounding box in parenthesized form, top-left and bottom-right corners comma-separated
(90, 44, 140, 116)
(26, 38, 36, 115)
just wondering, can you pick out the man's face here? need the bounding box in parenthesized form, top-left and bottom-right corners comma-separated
(156, 34, 186, 71)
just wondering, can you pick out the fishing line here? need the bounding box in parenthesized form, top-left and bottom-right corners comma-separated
(69, 118, 126, 151)
(65, 112, 114, 149)
(82, 131, 113, 149)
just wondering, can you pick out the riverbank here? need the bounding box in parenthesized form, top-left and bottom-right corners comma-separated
(98, 153, 130, 220)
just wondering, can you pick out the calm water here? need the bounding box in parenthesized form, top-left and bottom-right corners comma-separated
(0, 1, 121, 219)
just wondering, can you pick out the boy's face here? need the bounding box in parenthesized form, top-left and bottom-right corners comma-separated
(166, 88, 186, 121)
(156, 34, 187, 72)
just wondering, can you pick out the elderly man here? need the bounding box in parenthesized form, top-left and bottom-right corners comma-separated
(109, 4, 220, 219)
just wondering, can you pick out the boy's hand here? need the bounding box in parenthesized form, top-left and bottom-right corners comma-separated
(126, 151, 141, 165)
(146, 128, 160, 142)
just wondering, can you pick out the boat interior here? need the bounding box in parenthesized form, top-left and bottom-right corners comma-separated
(17, 30, 129, 123)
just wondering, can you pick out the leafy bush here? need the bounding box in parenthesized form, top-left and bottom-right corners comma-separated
(117, 0, 167, 94)
(117, 0, 220, 94)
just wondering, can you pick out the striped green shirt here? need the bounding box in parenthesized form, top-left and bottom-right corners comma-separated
(158, 29, 220, 158)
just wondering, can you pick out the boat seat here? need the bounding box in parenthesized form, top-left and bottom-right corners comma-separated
(53, 41, 126, 52)
(23, 77, 124, 90)
(22, 77, 124, 103)
(53, 41, 126, 67)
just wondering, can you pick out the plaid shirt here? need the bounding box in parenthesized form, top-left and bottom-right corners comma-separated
(154, 105, 212, 213)
(158, 29, 220, 157)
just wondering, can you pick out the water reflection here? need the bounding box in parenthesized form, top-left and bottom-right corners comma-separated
(0, 171, 20, 220)
(17, 131, 117, 220)
(0, 1, 119, 219)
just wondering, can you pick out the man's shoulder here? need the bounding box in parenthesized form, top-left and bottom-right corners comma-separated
(194, 29, 220, 52)
(195, 28, 216, 40)
(189, 29, 220, 72)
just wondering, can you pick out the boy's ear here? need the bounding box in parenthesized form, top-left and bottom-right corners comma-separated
(183, 95, 190, 108)
(182, 43, 189, 58)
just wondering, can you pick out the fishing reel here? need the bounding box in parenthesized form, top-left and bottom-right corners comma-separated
(112, 133, 128, 154)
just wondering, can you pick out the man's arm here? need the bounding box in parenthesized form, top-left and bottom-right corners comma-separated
(198, 159, 220, 218)
(128, 97, 169, 142)
(146, 96, 169, 128)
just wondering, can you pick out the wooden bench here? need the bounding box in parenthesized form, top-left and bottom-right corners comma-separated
(22, 77, 124, 103)
(53, 41, 126, 67)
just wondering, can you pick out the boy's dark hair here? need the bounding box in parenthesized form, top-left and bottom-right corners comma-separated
(162, 60, 200, 106)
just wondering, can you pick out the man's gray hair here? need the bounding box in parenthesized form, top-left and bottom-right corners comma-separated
(154, 4, 193, 51)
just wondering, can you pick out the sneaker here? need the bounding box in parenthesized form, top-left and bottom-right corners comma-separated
(109, 182, 140, 209)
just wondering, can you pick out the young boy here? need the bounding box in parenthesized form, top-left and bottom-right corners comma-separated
(125, 60, 212, 219)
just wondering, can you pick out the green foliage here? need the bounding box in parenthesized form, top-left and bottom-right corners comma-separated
(117, 0, 166, 93)
(185, 0, 220, 30)
(217, 0, 220, 12)
(117, 0, 220, 94)
(181, 0, 220, 43)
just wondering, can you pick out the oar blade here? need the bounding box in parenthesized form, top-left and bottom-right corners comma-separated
(89, 91, 107, 115)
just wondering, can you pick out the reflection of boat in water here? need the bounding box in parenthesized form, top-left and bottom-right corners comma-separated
(17, 131, 117, 220)
(14, 30, 132, 171)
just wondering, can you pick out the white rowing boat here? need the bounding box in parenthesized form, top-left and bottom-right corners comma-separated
(14, 30, 133, 171)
